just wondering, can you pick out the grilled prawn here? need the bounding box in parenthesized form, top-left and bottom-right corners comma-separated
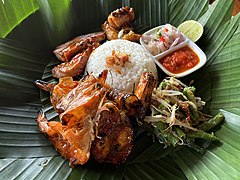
(35, 70, 109, 166)
(36, 111, 94, 166)
(35, 77, 78, 113)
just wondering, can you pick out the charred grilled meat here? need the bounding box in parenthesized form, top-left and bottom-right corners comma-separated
(134, 72, 157, 120)
(53, 32, 106, 62)
(102, 7, 141, 42)
(135, 72, 157, 110)
(52, 32, 106, 78)
(107, 6, 135, 29)
(91, 102, 133, 165)
(91, 72, 156, 164)
(106, 89, 141, 118)
(52, 45, 95, 78)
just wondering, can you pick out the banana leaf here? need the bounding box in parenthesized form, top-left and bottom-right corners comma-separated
(0, 0, 240, 179)
(0, 0, 38, 38)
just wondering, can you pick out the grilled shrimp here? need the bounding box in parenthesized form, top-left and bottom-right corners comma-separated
(35, 77, 78, 113)
(35, 70, 156, 166)
(36, 111, 94, 166)
(91, 102, 133, 165)
(135, 72, 156, 108)
(57, 70, 109, 126)
(53, 32, 106, 62)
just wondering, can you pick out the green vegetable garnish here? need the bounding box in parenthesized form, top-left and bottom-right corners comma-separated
(156, 29, 162, 38)
(144, 77, 224, 151)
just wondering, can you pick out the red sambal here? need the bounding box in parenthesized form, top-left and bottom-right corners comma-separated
(159, 46, 199, 74)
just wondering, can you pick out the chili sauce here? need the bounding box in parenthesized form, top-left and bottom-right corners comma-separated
(159, 46, 200, 74)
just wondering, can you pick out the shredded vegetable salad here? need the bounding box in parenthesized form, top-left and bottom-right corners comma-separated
(143, 77, 224, 151)
(141, 24, 185, 55)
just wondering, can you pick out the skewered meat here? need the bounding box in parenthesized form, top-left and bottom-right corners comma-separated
(106, 89, 141, 118)
(107, 6, 135, 29)
(102, 21, 119, 40)
(135, 72, 157, 112)
(134, 72, 156, 121)
(91, 72, 156, 164)
(102, 7, 141, 42)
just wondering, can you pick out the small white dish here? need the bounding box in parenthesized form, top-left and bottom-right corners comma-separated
(140, 25, 207, 78)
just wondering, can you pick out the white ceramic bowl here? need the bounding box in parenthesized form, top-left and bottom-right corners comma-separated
(140, 25, 207, 78)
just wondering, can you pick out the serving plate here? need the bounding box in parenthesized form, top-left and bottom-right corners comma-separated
(0, 0, 240, 179)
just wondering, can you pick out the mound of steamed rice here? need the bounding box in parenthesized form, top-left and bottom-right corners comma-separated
(85, 39, 158, 92)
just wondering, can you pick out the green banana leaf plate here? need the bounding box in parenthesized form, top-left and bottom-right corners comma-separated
(0, 0, 240, 179)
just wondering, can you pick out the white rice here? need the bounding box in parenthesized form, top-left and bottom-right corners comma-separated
(85, 39, 158, 92)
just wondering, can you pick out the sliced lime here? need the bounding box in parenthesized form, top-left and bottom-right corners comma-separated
(178, 20, 204, 42)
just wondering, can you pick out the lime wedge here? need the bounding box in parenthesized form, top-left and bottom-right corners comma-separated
(178, 20, 204, 42)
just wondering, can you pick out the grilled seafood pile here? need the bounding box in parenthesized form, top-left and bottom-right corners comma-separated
(103, 6, 141, 42)
(35, 70, 156, 166)
(35, 6, 157, 167)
